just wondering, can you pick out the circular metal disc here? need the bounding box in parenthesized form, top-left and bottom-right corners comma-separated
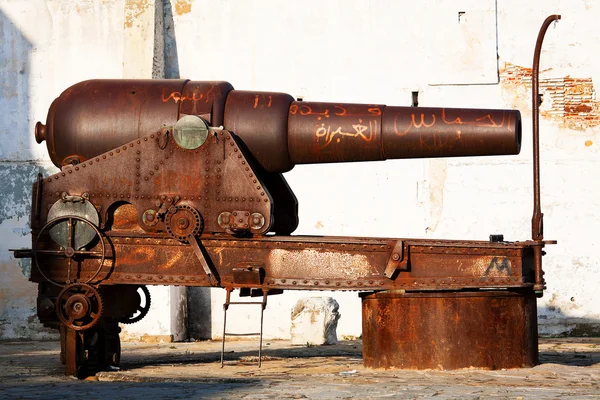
(47, 200, 100, 249)
(164, 205, 202, 242)
(173, 115, 209, 150)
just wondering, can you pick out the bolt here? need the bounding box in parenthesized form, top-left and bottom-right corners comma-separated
(392, 253, 400, 261)
(178, 218, 189, 228)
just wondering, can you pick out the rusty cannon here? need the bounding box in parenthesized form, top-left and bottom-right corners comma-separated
(12, 16, 560, 377)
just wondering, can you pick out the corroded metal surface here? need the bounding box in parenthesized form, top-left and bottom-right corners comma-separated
(28, 234, 542, 291)
(361, 291, 539, 369)
(36, 81, 521, 173)
(36, 80, 233, 168)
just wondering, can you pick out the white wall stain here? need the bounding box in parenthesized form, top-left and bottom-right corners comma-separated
(425, 159, 448, 233)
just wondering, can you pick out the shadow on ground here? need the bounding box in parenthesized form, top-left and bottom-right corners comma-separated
(1, 338, 600, 399)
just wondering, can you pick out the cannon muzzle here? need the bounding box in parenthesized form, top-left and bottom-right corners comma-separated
(37, 80, 521, 172)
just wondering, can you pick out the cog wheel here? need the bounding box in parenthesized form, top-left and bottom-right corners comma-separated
(56, 283, 103, 331)
(164, 204, 203, 242)
(119, 285, 151, 324)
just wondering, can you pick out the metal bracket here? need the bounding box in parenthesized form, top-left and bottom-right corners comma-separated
(233, 266, 264, 285)
(188, 235, 219, 286)
(61, 192, 89, 203)
(156, 195, 180, 217)
(384, 240, 406, 278)
(157, 128, 170, 150)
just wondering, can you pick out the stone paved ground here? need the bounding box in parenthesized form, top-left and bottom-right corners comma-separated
(0, 338, 599, 399)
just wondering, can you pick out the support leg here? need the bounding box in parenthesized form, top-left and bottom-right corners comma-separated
(64, 328, 81, 377)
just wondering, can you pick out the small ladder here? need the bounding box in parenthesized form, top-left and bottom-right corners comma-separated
(220, 288, 268, 367)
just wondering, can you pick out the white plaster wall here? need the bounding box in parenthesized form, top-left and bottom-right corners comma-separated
(1, 0, 599, 340)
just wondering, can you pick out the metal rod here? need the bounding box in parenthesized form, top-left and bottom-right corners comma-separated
(35, 173, 42, 221)
(67, 218, 73, 284)
(258, 291, 267, 368)
(224, 332, 261, 336)
(532, 14, 560, 240)
(220, 288, 232, 368)
(531, 14, 560, 292)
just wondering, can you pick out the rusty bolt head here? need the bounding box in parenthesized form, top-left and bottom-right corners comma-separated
(217, 211, 233, 229)
(64, 247, 75, 257)
(392, 253, 400, 261)
(249, 213, 265, 230)
(143, 209, 159, 226)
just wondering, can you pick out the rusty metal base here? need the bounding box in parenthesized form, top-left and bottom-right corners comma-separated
(361, 290, 538, 370)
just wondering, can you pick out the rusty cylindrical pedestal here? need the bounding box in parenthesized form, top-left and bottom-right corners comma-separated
(361, 290, 538, 370)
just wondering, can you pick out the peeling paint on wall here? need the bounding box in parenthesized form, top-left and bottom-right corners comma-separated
(18, 258, 31, 278)
(174, 0, 192, 16)
(124, 0, 152, 29)
(0, 163, 58, 339)
(0, 163, 55, 224)
(500, 61, 600, 130)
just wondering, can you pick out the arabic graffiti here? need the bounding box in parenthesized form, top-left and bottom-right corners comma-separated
(290, 104, 382, 121)
(392, 109, 513, 137)
(288, 103, 383, 147)
(253, 95, 273, 109)
(315, 120, 377, 148)
(290, 104, 330, 120)
(161, 85, 215, 104)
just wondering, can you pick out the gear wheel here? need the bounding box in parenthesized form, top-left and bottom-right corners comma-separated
(119, 285, 151, 324)
(164, 204, 203, 242)
(33, 215, 107, 287)
(56, 283, 103, 331)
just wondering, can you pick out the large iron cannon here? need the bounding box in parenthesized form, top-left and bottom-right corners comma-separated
(36, 80, 521, 173)
(13, 14, 560, 375)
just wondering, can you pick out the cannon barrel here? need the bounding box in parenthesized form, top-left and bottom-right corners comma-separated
(36, 80, 522, 173)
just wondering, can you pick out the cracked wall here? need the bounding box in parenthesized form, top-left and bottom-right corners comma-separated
(501, 61, 600, 131)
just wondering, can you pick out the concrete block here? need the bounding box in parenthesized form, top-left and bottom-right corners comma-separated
(290, 297, 340, 346)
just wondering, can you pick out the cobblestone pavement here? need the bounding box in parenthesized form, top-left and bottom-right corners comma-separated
(0, 338, 599, 399)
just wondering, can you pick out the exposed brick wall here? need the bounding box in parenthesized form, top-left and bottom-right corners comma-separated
(500, 62, 600, 130)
